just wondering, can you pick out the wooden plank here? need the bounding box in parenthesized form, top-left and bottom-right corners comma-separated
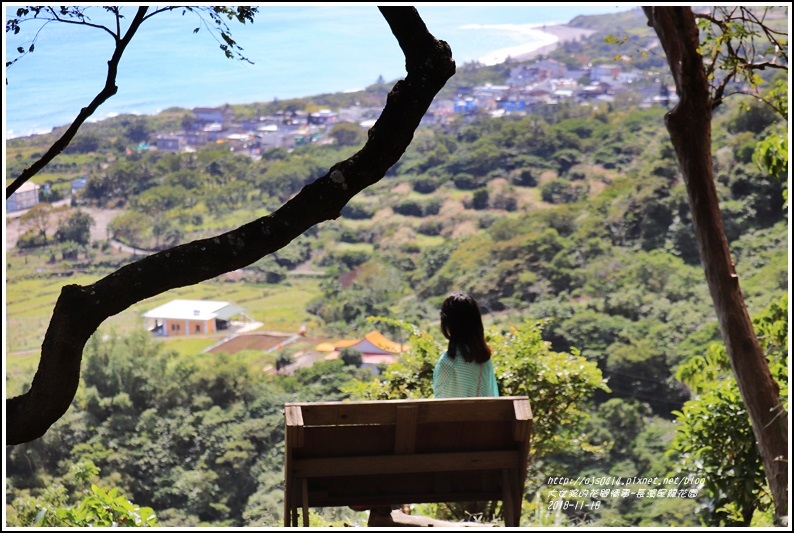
(283, 406, 298, 527)
(287, 397, 528, 426)
(305, 469, 502, 497)
(512, 398, 533, 442)
(295, 425, 395, 457)
(414, 420, 513, 453)
(283, 451, 293, 526)
(285, 405, 305, 448)
(291, 450, 521, 478)
(433, 470, 453, 496)
(285, 404, 305, 427)
(309, 489, 504, 508)
(394, 405, 418, 454)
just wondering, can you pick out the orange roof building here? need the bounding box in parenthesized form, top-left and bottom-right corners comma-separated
(317, 331, 407, 366)
(332, 330, 405, 355)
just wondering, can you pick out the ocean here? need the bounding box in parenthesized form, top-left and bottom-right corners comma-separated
(3, 4, 637, 138)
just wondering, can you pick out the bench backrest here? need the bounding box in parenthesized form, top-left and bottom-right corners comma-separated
(283, 396, 532, 525)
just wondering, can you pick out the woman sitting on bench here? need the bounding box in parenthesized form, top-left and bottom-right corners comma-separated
(362, 292, 500, 526)
(433, 291, 499, 398)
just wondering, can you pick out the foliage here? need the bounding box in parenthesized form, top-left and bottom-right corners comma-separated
(108, 211, 150, 249)
(489, 320, 611, 459)
(17, 202, 61, 242)
(5, 328, 372, 527)
(54, 209, 94, 245)
(695, 6, 789, 110)
(668, 295, 788, 526)
(8, 460, 158, 527)
(310, 258, 404, 333)
(752, 76, 789, 207)
(328, 122, 366, 147)
(339, 347, 363, 367)
(540, 177, 588, 204)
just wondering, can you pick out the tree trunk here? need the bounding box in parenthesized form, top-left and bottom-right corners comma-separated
(643, 6, 788, 524)
(6, 7, 455, 445)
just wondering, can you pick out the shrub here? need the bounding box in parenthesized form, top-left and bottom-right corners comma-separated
(413, 176, 441, 194)
(341, 203, 375, 220)
(393, 199, 423, 217)
(16, 230, 48, 249)
(417, 219, 443, 236)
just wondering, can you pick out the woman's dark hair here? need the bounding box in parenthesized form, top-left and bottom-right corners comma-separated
(440, 291, 491, 363)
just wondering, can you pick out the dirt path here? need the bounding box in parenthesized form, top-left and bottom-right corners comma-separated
(5, 199, 124, 250)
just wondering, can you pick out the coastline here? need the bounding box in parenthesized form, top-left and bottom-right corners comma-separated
(6, 23, 598, 138)
(496, 24, 597, 64)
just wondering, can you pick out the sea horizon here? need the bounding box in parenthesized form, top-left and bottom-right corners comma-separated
(3, 4, 639, 139)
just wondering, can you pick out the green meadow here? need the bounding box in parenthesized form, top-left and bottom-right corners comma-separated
(5, 249, 322, 395)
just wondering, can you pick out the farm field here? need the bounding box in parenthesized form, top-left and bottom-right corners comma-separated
(5, 204, 326, 397)
(5, 273, 323, 355)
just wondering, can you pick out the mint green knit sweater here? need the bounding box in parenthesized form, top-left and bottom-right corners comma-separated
(432, 351, 499, 398)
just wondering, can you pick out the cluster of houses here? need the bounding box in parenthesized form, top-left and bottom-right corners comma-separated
(149, 104, 382, 158)
(146, 58, 674, 159)
(6, 55, 675, 213)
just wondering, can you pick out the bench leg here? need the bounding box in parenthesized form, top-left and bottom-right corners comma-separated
(284, 474, 293, 526)
(302, 478, 310, 526)
(502, 469, 521, 527)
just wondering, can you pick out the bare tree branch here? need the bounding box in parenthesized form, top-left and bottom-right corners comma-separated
(6, 6, 455, 445)
(5, 6, 256, 200)
(5, 6, 149, 199)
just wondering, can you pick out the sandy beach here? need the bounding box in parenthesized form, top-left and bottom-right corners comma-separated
(483, 24, 597, 64)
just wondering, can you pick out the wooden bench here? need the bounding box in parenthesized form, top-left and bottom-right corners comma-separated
(283, 396, 532, 527)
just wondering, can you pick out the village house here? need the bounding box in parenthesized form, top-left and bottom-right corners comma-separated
(143, 299, 246, 337)
(155, 135, 183, 152)
(307, 109, 338, 126)
(182, 130, 209, 148)
(71, 177, 88, 198)
(508, 59, 567, 86)
(255, 123, 296, 151)
(192, 107, 227, 125)
(144, 40, 674, 158)
(590, 64, 622, 83)
(318, 330, 407, 368)
(6, 181, 39, 212)
(202, 122, 225, 142)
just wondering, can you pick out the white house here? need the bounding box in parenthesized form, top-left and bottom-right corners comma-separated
(143, 299, 245, 337)
(6, 181, 40, 212)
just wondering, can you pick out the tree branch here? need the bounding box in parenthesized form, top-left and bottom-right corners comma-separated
(6, 6, 149, 200)
(6, 6, 455, 445)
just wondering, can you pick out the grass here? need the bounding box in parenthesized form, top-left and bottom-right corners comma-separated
(159, 335, 218, 356)
(6, 249, 323, 350)
(5, 351, 41, 398)
(5, 277, 322, 393)
(5, 272, 110, 353)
